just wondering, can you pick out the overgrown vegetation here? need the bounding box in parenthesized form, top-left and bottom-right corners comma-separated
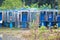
(0, 0, 23, 10)
(0, 0, 60, 10)
(29, 18, 60, 40)
(25, 3, 52, 10)
(0, 0, 52, 10)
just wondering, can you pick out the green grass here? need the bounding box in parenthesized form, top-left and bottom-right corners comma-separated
(0, 27, 21, 32)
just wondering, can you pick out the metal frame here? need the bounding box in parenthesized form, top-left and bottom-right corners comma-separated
(2, 9, 60, 28)
(30, 9, 39, 22)
(39, 10, 59, 22)
(17, 9, 29, 28)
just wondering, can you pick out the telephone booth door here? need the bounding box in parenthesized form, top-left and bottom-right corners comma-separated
(39, 11, 47, 27)
(21, 12, 28, 28)
(47, 11, 54, 27)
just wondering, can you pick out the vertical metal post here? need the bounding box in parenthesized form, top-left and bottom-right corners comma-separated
(9, 11, 13, 29)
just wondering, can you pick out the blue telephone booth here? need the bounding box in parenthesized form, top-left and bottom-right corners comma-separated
(16, 8, 30, 28)
(40, 11, 46, 21)
(56, 13, 60, 27)
(21, 12, 28, 28)
(56, 22, 60, 27)
(15, 10, 28, 28)
(0, 11, 2, 27)
(48, 12, 53, 22)
(7, 11, 13, 28)
(56, 14, 60, 22)
(39, 11, 47, 26)
(40, 21, 47, 26)
(47, 11, 54, 27)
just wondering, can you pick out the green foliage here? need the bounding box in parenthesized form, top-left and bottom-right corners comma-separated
(29, 20, 36, 29)
(48, 34, 60, 40)
(47, 4, 51, 9)
(1, 0, 22, 10)
(58, 27, 60, 30)
(24, 3, 52, 10)
(0, 0, 52, 10)
(48, 36, 56, 40)
(58, 5, 60, 9)
(38, 26, 47, 36)
(53, 25, 58, 29)
(30, 3, 38, 8)
(24, 5, 30, 8)
(38, 26, 47, 30)
(39, 4, 52, 10)
(29, 13, 38, 29)
(24, 3, 38, 9)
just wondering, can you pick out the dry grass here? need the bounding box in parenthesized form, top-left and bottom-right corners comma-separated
(0, 28, 60, 40)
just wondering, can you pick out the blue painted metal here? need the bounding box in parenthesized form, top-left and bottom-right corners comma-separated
(47, 11, 54, 27)
(0, 23, 2, 28)
(22, 12, 27, 22)
(40, 22, 47, 26)
(0, 12, 2, 27)
(4, 22, 8, 27)
(21, 12, 28, 28)
(21, 22, 27, 28)
(56, 14, 60, 27)
(9, 12, 12, 21)
(0, 13, 2, 21)
(40, 11, 46, 21)
(48, 12, 53, 22)
(56, 14, 60, 22)
(57, 22, 60, 27)
(9, 11, 13, 28)
(48, 22, 54, 27)
(39, 11, 47, 26)
(10, 22, 13, 28)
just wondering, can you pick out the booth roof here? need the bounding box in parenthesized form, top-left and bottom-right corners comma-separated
(0, 8, 59, 12)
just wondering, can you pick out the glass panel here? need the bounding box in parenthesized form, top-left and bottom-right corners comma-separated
(40, 11, 46, 21)
(31, 12, 37, 22)
(22, 12, 28, 22)
(47, 12, 53, 22)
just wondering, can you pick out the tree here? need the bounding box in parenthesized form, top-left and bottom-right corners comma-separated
(1, 0, 23, 10)
(0, 0, 5, 7)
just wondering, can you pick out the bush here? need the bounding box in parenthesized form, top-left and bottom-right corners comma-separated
(38, 26, 47, 34)
(53, 25, 58, 29)
(29, 21, 35, 29)
(38, 26, 47, 30)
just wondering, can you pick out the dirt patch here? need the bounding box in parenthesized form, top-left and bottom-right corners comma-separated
(0, 29, 60, 40)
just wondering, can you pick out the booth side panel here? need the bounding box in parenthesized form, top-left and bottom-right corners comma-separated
(0, 12, 2, 27)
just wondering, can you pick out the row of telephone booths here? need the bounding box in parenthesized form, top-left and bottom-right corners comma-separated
(0, 9, 60, 29)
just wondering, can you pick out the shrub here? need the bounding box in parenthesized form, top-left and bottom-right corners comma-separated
(29, 20, 35, 29)
(53, 25, 58, 29)
(38, 26, 47, 30)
